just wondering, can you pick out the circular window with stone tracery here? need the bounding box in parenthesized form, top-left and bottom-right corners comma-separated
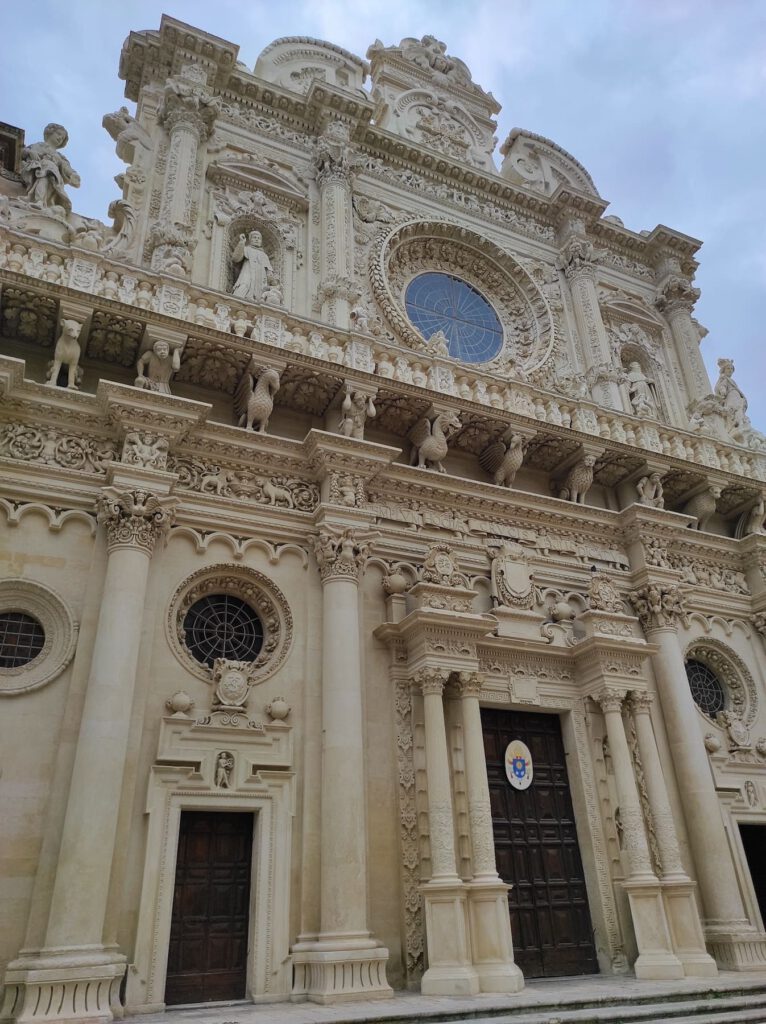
(404, 272, 503, 363)
(685, 659, 726, 717)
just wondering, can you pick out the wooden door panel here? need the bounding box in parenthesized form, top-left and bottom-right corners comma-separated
(165, 811, 254, 1006)
(481, 708, 598, 979)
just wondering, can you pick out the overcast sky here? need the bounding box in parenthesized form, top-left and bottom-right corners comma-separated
(2, 1, 765, 426)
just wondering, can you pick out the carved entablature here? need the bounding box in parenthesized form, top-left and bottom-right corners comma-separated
(254, 37, 368, 96)
(370, 219, 555, 372)
(499, 129, 599, 197)
(366, 36, 499, 171)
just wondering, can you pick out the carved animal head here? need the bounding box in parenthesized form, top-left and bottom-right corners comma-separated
(437, 411, 462, 436)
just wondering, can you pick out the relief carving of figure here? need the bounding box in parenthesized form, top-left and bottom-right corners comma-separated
(20, 123, 81, 213)
(215, 751, 234, 789)
(134, 339, 181, 394)
(231, 230, 272, 303)
(338, 386, 376, 440)
(625, 361, 657, 417)
(636, 472, 664, 509)
(123, 431, 169, 470)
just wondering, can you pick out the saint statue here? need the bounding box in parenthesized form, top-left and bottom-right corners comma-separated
(20, 123, 81, 214)
(231, 230, 272, 303)
(714, 358, 749, 432)
(625, 361, 657, 417)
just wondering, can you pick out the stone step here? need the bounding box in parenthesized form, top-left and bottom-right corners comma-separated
(447, 992, 766, 1024)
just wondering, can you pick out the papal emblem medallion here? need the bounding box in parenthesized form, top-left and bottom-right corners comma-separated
(504, 739, 533, 790)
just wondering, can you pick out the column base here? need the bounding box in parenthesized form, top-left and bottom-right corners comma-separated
(623, 878, 684, 980)
(420, 879, 479, 996)
(466, 880, 524, 993)
(290, 942, 392, 1004)
(1, 947, 125, 1024)
(661, 878, 717, 977)
(704, 923, 766, 970)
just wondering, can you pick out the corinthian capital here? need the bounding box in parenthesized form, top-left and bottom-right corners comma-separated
(310, 526, 373, 582)
(455, 671, 483, 698)
(412, 667, 450, 696)
(627, 690, 654, 715)
(312, 119, 361, 188)
(628, 583, 687, 632)
(594, 687, 627, 713)
(159, 64, 220, 140)
(96, 487, 178, 555)
(558, 235, 599, 282)
(654, 274, 700, 317)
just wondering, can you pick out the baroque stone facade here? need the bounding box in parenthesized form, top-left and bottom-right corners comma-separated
(1, 16, 766, 1024)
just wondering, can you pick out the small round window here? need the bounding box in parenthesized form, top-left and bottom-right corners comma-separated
(685, 659, 726, 717)
(0, 611, 46, 669)
(405, 272, 503, 363)
(183, 594, 264, 668)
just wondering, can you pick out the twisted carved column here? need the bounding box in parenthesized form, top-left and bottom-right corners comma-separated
(629, 584, 764, 969)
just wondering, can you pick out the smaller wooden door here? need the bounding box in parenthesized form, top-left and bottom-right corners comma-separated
(165, 811, 254, 1005)
(482, 709, 599, 978)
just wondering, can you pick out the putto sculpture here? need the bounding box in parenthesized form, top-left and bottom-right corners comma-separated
(338, 386, 376, 441)
(636, 472, 664, 508)
(20, 123, 80, 213)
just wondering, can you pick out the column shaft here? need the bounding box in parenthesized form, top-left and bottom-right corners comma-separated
(163, 121, 200, 228)
(422, 681, 460, 881)
(664, 307, 709, 406)
(459, 689, 498, 880)
(45, 545, 150, 947)
(648, 628, 748, 924)
(319, 574, 369, 939)
(601, 703, 655, 879)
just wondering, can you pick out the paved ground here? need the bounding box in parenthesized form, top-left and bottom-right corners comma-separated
(134, 971, 766, 1024)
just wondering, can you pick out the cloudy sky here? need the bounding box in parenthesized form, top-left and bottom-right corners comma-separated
(2, 1, 765, 425)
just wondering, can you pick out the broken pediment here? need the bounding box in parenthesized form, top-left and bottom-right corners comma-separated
(500, 128, 600, 197)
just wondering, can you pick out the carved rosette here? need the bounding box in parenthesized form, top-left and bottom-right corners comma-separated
(96, 486, 177, 555)
(310, 526, 372, 583)
(629, 584, 687, 632)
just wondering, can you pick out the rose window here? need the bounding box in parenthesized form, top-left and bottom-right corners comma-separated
(685, 659, 726, 717)
(405, 272, 503, 362)
(0, 611, 45, 668)
(183, 594, 264, 668)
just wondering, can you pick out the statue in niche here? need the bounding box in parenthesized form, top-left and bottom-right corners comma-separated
(745, 780, 758, 807)
(714, 358, 750, 433)
(134, 339, 181, 394)
(625, 361, 657, 417)
(231, 230, 272, 303)
(636, 472, 665, 509)
(20, 123, 81, 213)
(215, 751, 234, 789)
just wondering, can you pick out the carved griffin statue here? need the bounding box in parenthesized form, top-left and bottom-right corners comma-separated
(408, 410, 461, 473)
(558, 454, 596, 504)
(682, 485, 721, 531)
(479, 432, 527, 487)
(234, 364, 281, 434)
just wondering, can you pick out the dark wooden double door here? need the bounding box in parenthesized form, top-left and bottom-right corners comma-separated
(165, 811, 253, 1005)
(482, 708, 598, 978)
